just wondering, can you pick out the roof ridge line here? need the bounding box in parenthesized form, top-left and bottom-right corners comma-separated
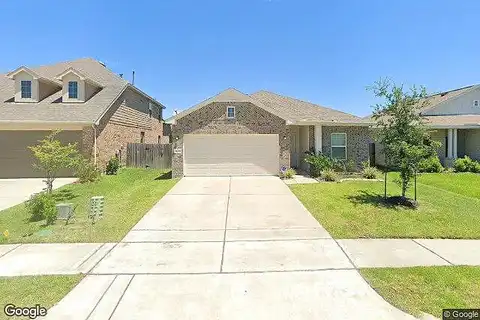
(252, 90, 363, 119)
(425, 84, 478, 98)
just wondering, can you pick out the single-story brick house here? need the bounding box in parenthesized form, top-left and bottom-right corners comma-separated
(168, 88, 372, 177)
(0, 58, 167, 178)
(374, 84, 480, 167)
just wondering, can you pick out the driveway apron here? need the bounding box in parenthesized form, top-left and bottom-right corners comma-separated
(46, 176, 415, 320)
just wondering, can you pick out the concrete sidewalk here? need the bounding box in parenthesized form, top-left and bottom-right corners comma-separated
(0, 178, 77, 212)
(0, 243, 115, 276)
(1, 239, 480, 276)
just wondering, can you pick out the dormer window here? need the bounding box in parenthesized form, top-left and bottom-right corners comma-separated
(21, 80, 32, 98)
(55, 67, 103, 103)
(8, 66, 61, 102)
(68, 81, 78, 99)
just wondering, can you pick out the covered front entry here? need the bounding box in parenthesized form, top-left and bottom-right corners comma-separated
(183, 134, 279, 176)
(430, 128, 480, 166)
(0, 130, 82, 178)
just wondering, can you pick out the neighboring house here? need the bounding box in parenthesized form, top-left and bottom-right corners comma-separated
(0, 58, 167, 178)
(374, 84, 480, 167)
(168, 88, 372, 178)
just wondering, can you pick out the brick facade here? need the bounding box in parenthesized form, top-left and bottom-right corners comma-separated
(321, 126, 372, 169)
(82, 87, 164, 169)
(172, 101, 289, 177)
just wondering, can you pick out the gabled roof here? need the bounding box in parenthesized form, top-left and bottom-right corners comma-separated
(170, 88, 290, 122)
(7, 66, 61, 87)
(365, 84, 480, 127)
(0, 58, 164, 124)
(54, 67, 103, 88)
(169, 88, 370, 125)
(251, 91, 371, 125)
(418, 84, 479, 114)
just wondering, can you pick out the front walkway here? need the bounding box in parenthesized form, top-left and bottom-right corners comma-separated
(1, 177, 480, 319)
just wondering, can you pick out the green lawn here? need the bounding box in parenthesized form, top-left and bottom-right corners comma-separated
(0, 275, 83, 320)
(0, 168, 177, 244)
(417, 172, 480, 200)
(361, 266, 480, 318)
(290, 173, 480, 238)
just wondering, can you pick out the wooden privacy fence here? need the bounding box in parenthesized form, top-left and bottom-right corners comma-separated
(126, 143, 172, 170)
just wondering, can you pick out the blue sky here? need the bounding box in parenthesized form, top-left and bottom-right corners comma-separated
(1, 0, 479, 118)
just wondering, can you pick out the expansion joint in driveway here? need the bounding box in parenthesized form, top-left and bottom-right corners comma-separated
(219, 177, 232, 272)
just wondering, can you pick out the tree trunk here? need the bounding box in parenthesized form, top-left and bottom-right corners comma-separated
(46, 177, 54, 194)
(401, 179, 407, 198)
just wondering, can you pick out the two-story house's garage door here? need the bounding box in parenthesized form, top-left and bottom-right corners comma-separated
(0, 130, 82, 178)
(183, 134, 279, 176)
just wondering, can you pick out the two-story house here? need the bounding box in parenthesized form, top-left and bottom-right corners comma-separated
(375, 84, 480, 167)
(0, 58, 166, 178)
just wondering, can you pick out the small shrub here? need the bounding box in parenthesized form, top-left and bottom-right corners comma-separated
(332, 159, 347, 173)
(418, 156, 443, 173)
(304, 152, 334, 177)
(322, 169, 338, 182)
(362, 166, 380, 179)
(345, 159, 357, 173)
(284, 168, 296, 179)
(75, 157, 101, 183)
(471, 161, 480, 173)
(444, 167, 455, 174)
(454, 156, 474, 172)
(26, 192, 57, 224)
(106, 157, 120, 175)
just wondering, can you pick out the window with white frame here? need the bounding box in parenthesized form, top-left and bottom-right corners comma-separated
(226, 106, 235, 119)
(68, 81, 78, 99)
(474, 100, 479, 107)
(21, 80, 32, 98)
(331, 133, 347, 159)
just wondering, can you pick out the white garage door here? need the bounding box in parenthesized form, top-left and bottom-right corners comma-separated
(184, 134, 279, 176)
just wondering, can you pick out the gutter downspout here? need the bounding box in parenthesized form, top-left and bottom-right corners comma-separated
(92, 124, 97, 166)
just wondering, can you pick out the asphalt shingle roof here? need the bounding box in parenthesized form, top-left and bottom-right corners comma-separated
(0, 58, 128, 123)
(250, 90, 369, 124)
(418, 85, 478, 114)
(169, 88, 370, 125)
(424, 115, 480, 127)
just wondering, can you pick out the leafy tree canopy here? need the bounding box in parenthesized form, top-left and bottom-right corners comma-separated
(370, 79, 440, 197)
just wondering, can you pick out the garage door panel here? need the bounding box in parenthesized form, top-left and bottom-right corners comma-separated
(0, 130, 82, 178)
(184, 134, 279, 176)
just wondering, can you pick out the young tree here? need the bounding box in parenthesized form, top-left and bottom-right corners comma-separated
(371, 79, 439, 198)
(29, 130, 79, 193)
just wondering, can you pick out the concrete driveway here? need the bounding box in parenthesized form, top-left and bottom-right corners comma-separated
(47, 176, 415, 320)
(0, 178, 77, 211)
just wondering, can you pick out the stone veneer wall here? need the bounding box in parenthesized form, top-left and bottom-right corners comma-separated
(321, 126, 372, 169)
(171, 101, 289, 177)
